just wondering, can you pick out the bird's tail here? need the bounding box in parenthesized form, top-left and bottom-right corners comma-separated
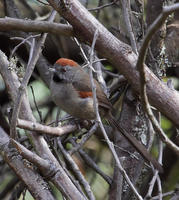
(107, 113, 163, 173)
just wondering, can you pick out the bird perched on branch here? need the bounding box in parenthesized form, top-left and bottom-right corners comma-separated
(50, 58, 163, 173)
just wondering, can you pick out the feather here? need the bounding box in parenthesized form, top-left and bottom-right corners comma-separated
(72, 74, 112, 110)
(56, 58, 78, 67)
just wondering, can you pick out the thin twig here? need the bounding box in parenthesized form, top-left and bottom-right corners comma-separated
(10, 34, 41, 60)
(10, 37, 36, 139)
(11, 37, 31, 46)
(92, 58, 106, 63)
(73, 37, 96, 71)
(121, 0, 138, 54)
(95, 0, 103, 19)
(69, 122, 98, 155)
(151, 191, 175, 200)
(88, 0, 117, 11)
(156, 175, 162, 200)
(57, 139, 94, 200)
(156, 137, 163, 200)
(82, 58, 106, 68)
(92, 54, 109, 96)
(144, 139, 163, 199)
(30, 86, 43, 123)
(96, 117, 143, 200)
(70, 138, 112, 185)
(36, 0, 49, 6)
(81, 49, 108, 95)
(136, 3, 179, 156)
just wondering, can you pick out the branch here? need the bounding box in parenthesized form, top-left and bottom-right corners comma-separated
(144, 139, 163, 199)
(69, 122, 98, 154)
(17, 119, 77, 136)
(9, 34, 41, 60)
(121, 0, 138, 54)
(88, 0, 117, 11)
(151, 191, 175, 200)
(70, 138, 112, 185)
(11, 139, 51, 173)
(0, 17, 73, 37)
(57, 139, 95, 200)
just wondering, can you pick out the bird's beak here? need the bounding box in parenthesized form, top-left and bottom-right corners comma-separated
(49, 68, 56, 72)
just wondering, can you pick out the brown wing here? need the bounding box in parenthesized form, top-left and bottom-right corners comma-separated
(72, 71, 112, 110)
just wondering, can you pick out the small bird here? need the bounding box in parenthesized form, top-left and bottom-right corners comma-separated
(50, 58, 163, 173)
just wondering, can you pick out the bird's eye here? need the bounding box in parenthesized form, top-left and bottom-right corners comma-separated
(53, 73, 63, 83)
(61, 68, 66, 72)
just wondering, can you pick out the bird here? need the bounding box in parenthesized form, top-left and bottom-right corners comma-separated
(50, 58, 163, 173)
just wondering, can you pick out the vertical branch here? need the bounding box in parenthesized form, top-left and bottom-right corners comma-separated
(57, 139, 95, 200)
(121, 0, 138, 54)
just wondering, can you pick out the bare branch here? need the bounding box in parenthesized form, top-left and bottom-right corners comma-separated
(11, 139, 51, 172)
(69, 122, 98, 154)
(0, 17, 73, 37)
(88, 0, 117, 11)
(144, 139, 163, 199)
(70, 139, 112, 185)
(57, 139, 95, 200)
(17, 119, 77, 136)
(121, 0, 138, 54)
(151, 191, 175, 200)
(10, 34, 41, 60)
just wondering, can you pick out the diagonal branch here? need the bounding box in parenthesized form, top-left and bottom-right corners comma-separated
(0, 128, 55, 200)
